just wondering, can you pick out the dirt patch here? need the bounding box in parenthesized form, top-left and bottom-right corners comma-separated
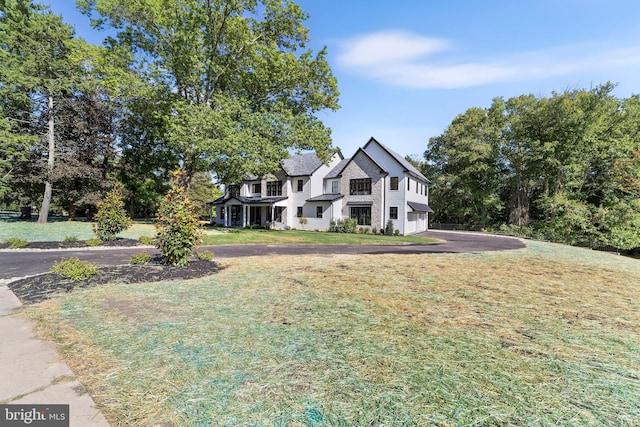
(8, 259, 223, 305)
(101, 297, 178, 324)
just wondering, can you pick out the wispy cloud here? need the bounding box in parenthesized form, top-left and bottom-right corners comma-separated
(336, 30, 640, 89)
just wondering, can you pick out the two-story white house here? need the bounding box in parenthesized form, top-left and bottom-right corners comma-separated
(209, 137, 433, 234)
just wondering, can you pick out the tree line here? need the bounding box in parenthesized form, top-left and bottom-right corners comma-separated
(0, 0, 339, 221)
(422, 83, 640, 251)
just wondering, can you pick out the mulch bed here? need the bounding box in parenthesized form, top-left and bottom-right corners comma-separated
(0, 238, 143, 250)
(9, 259, 223, 305)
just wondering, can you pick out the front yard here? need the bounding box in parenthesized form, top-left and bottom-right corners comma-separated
(23, 241, 640, 425)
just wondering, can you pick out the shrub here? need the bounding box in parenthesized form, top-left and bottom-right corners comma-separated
(155, 169, 202, 266)
(93, 183, 132, 241)
(195, 250, 215, 262)
(372, 227, 377, 235)
(329, 218, 358, 233)
(384, 219, 394, 235)
(4, 237, 28, 249)
(86, 238, 102, 247)
(63, 235, 78, 242)
(139, 235, 154, 245)
(51, 258, 98, 281)
(364, 227, 370, 234)
(394, 229, 400, 236)
(129, 252, 152, 265)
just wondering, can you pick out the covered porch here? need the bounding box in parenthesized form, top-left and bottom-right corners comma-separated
(209, 196, 288, 229)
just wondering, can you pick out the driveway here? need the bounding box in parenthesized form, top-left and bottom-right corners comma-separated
(0, 230, 525, 280)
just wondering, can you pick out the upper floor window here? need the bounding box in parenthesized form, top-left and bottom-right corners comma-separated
(407, 178, 411, 191)
(331, 180, 339, 193)
(266, 181, 282, 196)
(297, 179, 304, 192)
(390, 176, 399, 191)
(252, 183, 261, 194)
(229, 185, 240, 197)
(350, 178, 371, 195)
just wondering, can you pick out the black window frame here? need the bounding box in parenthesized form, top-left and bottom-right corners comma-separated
(274, 206, 284, 222)
(297, 179, 304, 192)
(331, 180, 339, 193)
(266, 180, 283, 196)
(316, 206, 323, 218)
(252, 183, 261, 194)
(350, 206, 371, 225)
(390, 176, 399, 191)
(350, 178, 372, 195)
(390, 206, 398, 220)
(296, 206, 303, 218)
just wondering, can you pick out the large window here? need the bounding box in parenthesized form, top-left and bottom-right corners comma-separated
(316, 206, 323, 218)
(266, 180, 282, 196)
(350, 178, 371, 195)
(350, 206, 371, 225)
(390, 206, 398, 220)
(297, 179, 304, 192)
(252, 183, 261, 194)
(390, 176, 399, 190)
(274, 206, 284, 222)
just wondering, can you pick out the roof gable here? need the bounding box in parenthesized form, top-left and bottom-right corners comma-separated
(324, 147, 387, 179)
(363, 137, 431, 184)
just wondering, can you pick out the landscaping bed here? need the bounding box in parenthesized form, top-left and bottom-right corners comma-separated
(0, 238, 144, 250)
(8, 258, 223, 305)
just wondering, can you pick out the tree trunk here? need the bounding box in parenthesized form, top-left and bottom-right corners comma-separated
(38, 95, 55, 224)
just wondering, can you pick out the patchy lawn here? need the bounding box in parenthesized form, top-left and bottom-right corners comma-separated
(24, 241, 640, 426)
(0, 219, 155, 242)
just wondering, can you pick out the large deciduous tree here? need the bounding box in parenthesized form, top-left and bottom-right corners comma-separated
(424, 83, 640, 251)
(78, 0, 340, 187)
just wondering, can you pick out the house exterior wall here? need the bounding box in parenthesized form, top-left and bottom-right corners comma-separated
(339, 151, 385, 230)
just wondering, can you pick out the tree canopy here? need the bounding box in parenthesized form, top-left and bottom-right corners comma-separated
(424, 83, 640, 251)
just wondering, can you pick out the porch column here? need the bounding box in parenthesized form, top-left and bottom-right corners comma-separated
(243, 206, 247, 227)
(225, 206, 229, 227)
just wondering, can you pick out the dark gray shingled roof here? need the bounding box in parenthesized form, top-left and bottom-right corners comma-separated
(407, 201, 434, 213)
(364, 137, 432, 184)
(208, 195, 288, 205)
(324, 158, 350, 179)
(282, 152, 324, 176)
(306, 194, 344, 202)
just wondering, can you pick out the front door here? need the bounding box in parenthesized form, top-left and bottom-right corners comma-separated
(249, 206, 261, 225)
(230, 205, 243, 227)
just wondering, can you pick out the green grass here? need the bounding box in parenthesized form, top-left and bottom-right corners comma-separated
(0, 218, 438, 246)
(25, 241, 640, 425)
(200, 228, 438, 246)
(0, 219, 155, 242)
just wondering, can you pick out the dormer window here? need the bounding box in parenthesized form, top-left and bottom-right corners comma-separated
(229, 185, 240, 197)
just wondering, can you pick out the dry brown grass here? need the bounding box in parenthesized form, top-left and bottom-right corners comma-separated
(24, 240, 640, 426)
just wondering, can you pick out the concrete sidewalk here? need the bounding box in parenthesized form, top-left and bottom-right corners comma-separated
(0, 285, 110, 426)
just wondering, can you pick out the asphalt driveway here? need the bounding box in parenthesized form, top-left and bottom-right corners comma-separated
(0, 230, 525, 280)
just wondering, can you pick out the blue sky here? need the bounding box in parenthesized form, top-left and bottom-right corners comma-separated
(46, 0, 640, 159)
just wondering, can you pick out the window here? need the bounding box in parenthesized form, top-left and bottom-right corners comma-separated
(390, 206, 398, 220)
(316, 206, 323, 218)
(350, 206, 371, 225)
(297, 179, 304, 192)
(229, 185, 240, 197)
(416, 181, 419, 193)
(266, 180, 282, 196)
(274, 206, 284, 222)
(407, 178, 411, 191)
(219, 207, 225, 220)
(350, 178, 372, 195)
(297, 206, 303, 217)
(331, 180, 339, 193)
(252, 183, 261, 194)
(390, 176, 399, 190)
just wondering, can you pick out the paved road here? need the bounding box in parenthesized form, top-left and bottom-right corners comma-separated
(0, 230, 525, 280)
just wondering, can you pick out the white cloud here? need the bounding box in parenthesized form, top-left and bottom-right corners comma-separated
(336, 30, 640, 89)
